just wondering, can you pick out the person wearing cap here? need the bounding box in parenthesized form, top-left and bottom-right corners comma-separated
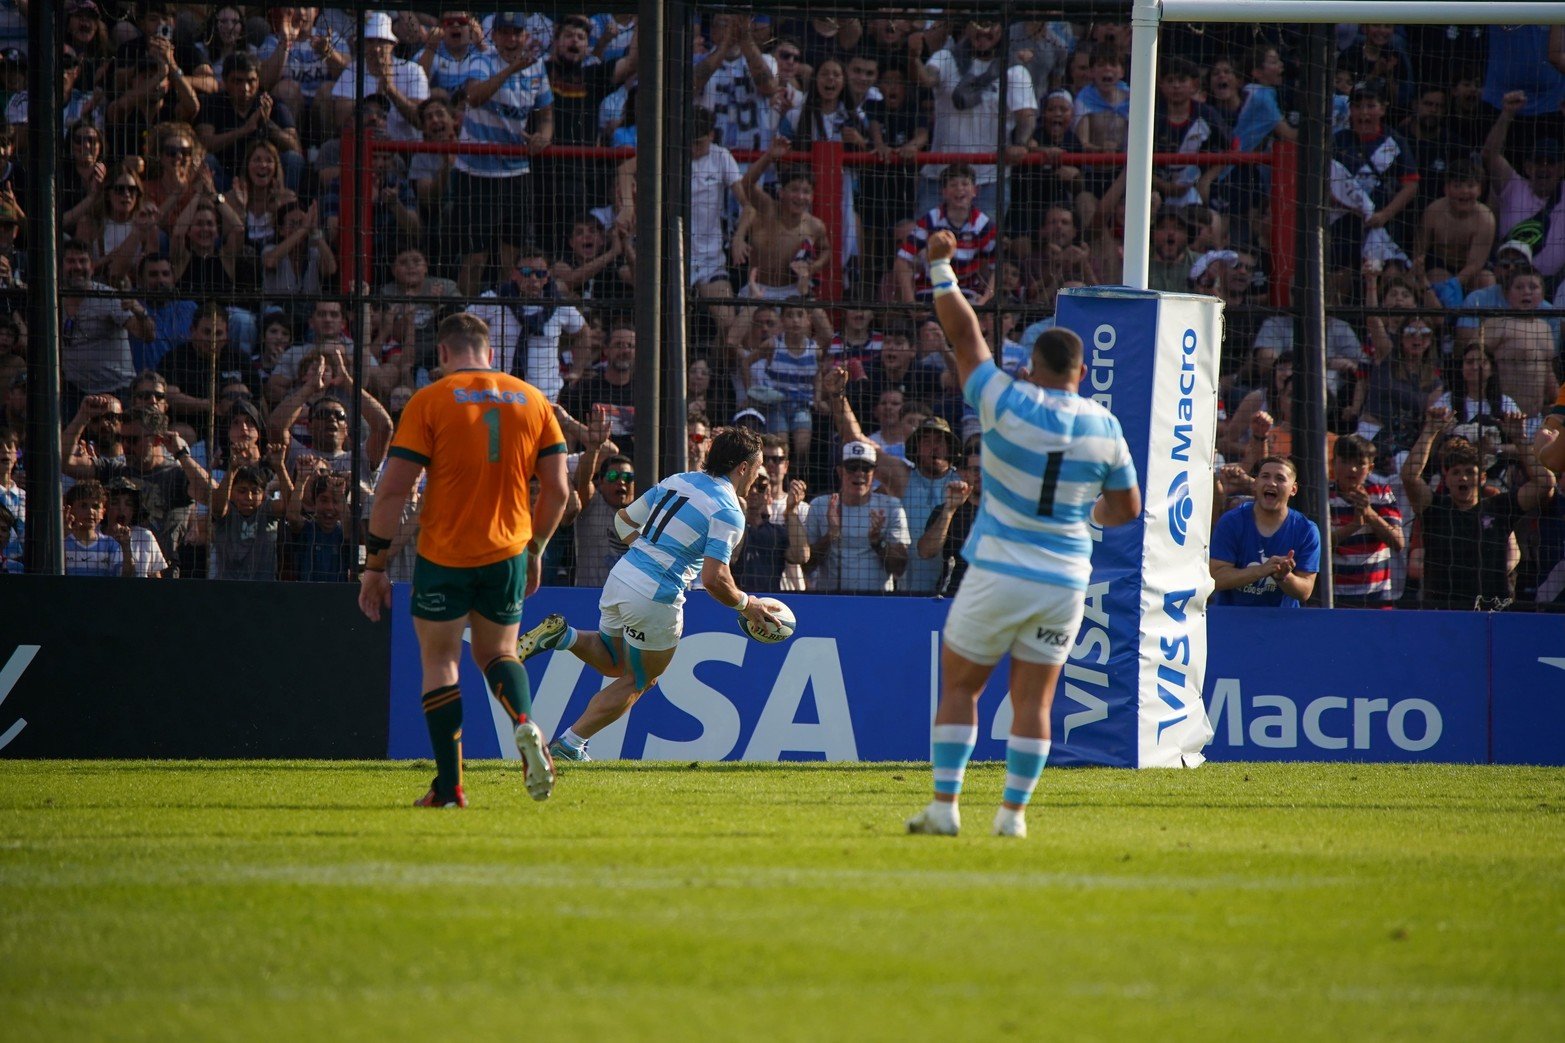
(329, 11, 430, 143)
(103, 476, 169, 578)
(1482, 91, 1565, 277)
(906, 229, 1140, 840)
(887, 415, 964, 595)
(800, 439, 909, 593)
(449, 12, 554, 296)
(1452, 242, 1559, 348)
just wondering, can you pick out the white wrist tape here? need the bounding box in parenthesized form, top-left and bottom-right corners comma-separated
(735, 592, 750, 613)
(928, 260, 958, 299)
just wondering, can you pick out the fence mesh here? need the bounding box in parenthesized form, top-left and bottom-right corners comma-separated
(1, 3, 1560, 609)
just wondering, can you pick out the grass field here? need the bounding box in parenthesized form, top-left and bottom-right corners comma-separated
(1, 760, 1561, 1042)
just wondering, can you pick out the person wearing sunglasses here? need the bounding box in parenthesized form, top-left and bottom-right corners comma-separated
(419, 11, 488, 97)
(466, 245, 586, 403)
(799, 439, 910, 595)
(569, 403, 638, 591)
(517, 425, 780, 764)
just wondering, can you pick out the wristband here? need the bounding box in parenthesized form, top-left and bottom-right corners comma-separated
(364, 531, 392, 555)
(735, 592, 750, 613)
(929, 260, 958, 299)
(174, 446, 191, 461)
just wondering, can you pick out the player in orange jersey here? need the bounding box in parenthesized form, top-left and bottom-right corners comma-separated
(358, 313, 570, 808)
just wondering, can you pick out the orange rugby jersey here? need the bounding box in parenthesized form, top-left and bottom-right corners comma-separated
(388, 369, 566, 568)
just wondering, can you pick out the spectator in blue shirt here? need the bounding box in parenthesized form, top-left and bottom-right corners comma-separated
(1210, 456, 1321, 607)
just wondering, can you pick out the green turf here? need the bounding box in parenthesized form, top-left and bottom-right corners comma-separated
(1, 761, 1561, 1041)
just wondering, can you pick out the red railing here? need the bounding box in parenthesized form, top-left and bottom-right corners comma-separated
(341, 132, 1286, 306)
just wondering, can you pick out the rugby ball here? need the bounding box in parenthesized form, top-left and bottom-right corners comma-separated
(738, 597, 796, 643)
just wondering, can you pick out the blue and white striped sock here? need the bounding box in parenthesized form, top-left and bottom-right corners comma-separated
(1003, 737, 1051, 807)
(931, 723, 978, 798)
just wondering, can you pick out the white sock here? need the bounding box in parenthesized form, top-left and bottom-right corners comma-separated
(561, 728, 588, 750)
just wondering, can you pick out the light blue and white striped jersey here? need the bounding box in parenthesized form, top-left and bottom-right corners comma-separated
(427, 42, 493, 96)
(613, 470, 746, 605)
(455, 54, 552, 178)
(964, 359, 1137, 591)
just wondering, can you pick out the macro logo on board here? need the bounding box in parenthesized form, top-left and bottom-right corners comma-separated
(1166, 471, 1192, 545)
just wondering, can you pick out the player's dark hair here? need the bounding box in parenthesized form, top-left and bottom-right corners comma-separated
(1441, 442, 1481, 472)
(1255, 455, 1296, 479)
(939, 162, 977, 186)
(1334, 433, 1375, 463)
(65, 479, 106, 508)
(231, 464, 267, 490)
(705, 426, 763, 477)
(1032, 327, 1085, 377)
(597, 453, 633, 480)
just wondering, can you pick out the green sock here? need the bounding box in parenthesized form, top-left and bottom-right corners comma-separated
(421, 685, 463, 796)
(485, 655, 533, 724)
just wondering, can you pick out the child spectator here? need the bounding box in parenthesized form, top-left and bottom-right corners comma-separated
(895, 163, 996, 303)
(734, 137, 833, 301)
(1015, 89, 1084, 240)
(1402, 410, 1556, 610)
(551, 214, 630, 303)
(0, 426, 21, 567)
(1479, 265, 1558, 420)
(1072, 44, 1130, 226)
(746, 300, 820, 459)
(0, 500, 18, 573)
(1148, 208, 1199, 293)
(286, 469, 352, 582)
(210, 462, 290, 580)
(1148, 56, 1232, 209)
(103, 477, 168, 579)
(861, 66, 930, 279)
(1327, 434, 1404, 608)
(1329, 84, 1419, 274)
(828, 300, 883, 377)
(62, 480, 133, 577)
(1411, 161, 1496, 293)
(378, 245, 456, 379)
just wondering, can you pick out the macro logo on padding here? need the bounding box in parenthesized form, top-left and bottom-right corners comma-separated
(1166, 471, 1193, 546)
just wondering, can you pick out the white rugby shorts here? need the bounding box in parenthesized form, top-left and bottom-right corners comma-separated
(597, 569, 684, 651)
(942, 565, 1085, 666)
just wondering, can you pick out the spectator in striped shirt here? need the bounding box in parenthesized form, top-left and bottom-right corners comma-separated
(894, 163, 997, 303)
(1328, 433, 1404, 607)
(62, 480, 134, 578)
(418, 11, 491, 97)
(745, 301, 820, 459)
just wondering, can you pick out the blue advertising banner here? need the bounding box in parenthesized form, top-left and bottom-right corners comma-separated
(1203, 607, 1489, 763)
(388, 586, 1148, 765)
(389, 590, 1561, 765)
(1489, 613, 1565, 765)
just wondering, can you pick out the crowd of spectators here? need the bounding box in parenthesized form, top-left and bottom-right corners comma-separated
(0, 5, 1562, 608)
